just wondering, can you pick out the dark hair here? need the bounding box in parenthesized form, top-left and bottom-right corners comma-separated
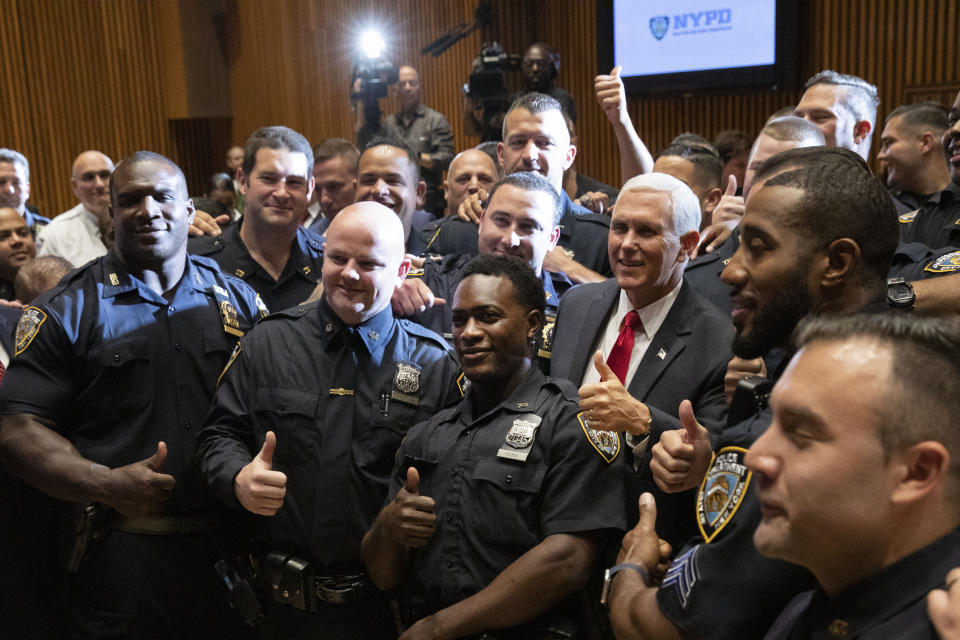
(486, 172, 563, 227)
(885, 102, 950, 135)
(668, 133, 719, 158)
(755, 146, 898, 284)
(460, 254, 545, 321)
(475, 141, 501, 170)
(804, 70, 880, 125)
(362, 135, 420, 182)
(524, 42, 561, 79)
(206, 172, 233, 194)
(110, 151, 188, 203)
(504, 92, 567, 139)
(191, 196, 229, 218)
(313, 138, 360, 175)
(713, 130, 753, 164)
(793, 313, 960, 489)
(656, 143, 723, 190)
(242, 126, 314, 178)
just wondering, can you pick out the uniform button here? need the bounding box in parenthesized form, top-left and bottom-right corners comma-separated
(279, 402, 287, 411)
(184, 421, 192, 429)
(174, 343, 182, 351)
(446, 561, 454, 569)
(178, 382, 185, 390)
(505, 475, 513, 484)
(450, 467, 459, 477)
(446, 513, 455, 523)
(169, 306, 176, 312)
(113, 354, 120, 362)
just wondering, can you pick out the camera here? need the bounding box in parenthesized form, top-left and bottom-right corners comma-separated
(463, 41, 522, 140)
(350, 30, 398, 106)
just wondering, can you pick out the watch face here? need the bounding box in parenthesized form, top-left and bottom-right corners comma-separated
(888, 283, 915, 307)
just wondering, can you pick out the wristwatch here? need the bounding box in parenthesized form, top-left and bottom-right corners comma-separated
(600, 562, 649, 607)
(886, 277, 915, 309)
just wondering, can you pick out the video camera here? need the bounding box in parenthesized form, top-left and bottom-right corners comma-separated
(350, 30, 398, 107)
(463, 41, 522, 140)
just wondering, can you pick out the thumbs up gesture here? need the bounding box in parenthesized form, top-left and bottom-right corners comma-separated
(595, 65, 629, 126)
(378, 467, 437, 548)
(651, 400, 713, 493)
(616, 493, 672, 586)
(234, 431, 288, 516)
(578, 350, 653, 436)
(711, 175, 746, 225)
(103, 441, 176, 516)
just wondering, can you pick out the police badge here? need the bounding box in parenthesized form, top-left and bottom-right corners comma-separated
(649, 15, 670, 40)
(15, 306, 46, 356)
(697, 447, 752, 543)
(497, 414, 542, 462)
(391, 362, 422, 406)
(537, 314, 556, 359)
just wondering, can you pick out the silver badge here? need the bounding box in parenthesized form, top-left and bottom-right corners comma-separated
(498, 414, 542, 462)
(391, 362, 422, 406)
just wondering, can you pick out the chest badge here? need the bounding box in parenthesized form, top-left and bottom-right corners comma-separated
(392, 361, 422, 406)
(697, 446, 752, 543)
(497, 413, 542, 462)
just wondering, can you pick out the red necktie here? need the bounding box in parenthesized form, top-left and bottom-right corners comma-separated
(0, 359, 6, 384)
(606, 310, 642, 384)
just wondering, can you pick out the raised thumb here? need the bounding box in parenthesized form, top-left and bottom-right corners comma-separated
(637, 492, 658, 531)
(257, 431, 276, 468)
(594, 350, 617, 382)
(405, 467, 420, 495)
(679, 399, 702, 443)
(725, 174, 737, 196)
(145, 441, 167, 471)
(611, 65, 622, 77)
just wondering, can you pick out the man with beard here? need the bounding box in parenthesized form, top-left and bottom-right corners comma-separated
(598, 146, 901, 640)
(37, 151, 115, 266)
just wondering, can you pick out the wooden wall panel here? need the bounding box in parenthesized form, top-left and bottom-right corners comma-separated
(2, 0, 958, 215)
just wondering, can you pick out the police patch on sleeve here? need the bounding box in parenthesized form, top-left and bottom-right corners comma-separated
(697, 446, 751, 543)
(898, 209, 918, 224)
(14, 306, 46, 356)
(578, 412, 620, 463)
(924, 250, 960, 274)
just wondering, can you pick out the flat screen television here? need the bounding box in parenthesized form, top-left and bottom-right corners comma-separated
(596, 0, 800, 95)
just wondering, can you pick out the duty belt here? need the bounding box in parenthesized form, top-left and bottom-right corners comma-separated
(259, 550, 379, 612)
(110, 512, 218, 535)
(312, 572, 377, 606)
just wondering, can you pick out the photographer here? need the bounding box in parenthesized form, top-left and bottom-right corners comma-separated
(354, 64, 454, 216)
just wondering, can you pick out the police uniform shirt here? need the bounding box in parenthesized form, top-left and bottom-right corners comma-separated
(405, 252, 572, 346)
(421, 191, 612, 277)
(684, 228, 740, 316)
(763, 527, 960, 640)
(23, 208, 50, 238)
(390, 366, 626, 616)
(0, 252, 265, 512)
(888, 242, 960, 281)
(197, 297, 461, 569)
(895, 182, 960, 250)
(0, 278, 14, 301)
(188, 219, 324, 313)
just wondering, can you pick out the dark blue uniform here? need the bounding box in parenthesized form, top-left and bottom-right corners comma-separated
(895, 183, 960, 250)
(198, 297, 462, 638)
(421, 191, 612, 277)
(391, 367, 626, 634)
(888, 242, 960, 281)
(24, 208, 50, 238)
(0, 251, 265, 637)
(684, 228, 740, 316)
(188, 219, 324, 312)
(764, 528, 960, 640)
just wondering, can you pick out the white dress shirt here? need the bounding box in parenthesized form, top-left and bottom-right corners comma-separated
(36, 203, 108, 268)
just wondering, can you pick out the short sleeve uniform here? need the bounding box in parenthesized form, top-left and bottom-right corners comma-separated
(391, 367, 626, 619)
(895, 183, 960, 250)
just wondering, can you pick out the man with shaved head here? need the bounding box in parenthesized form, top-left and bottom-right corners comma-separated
(0, 151, 265, 636)
(37, 150, 115, 266)
(199, 201, 461, 638)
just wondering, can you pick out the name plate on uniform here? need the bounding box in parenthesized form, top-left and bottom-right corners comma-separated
(497, 414, 542, 462)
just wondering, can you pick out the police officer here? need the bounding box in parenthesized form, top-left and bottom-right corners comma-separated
(198, 202, 462, 639)
(363, 254, 626, 638)
(395, 172, 571, 360)
(0, 151, 265, 637)
(190, 126, 325, 311)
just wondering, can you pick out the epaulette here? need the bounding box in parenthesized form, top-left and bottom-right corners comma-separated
(256, 300, 317, 324)
(187, 234, 227, 256)
(573, 212, 611, 227)
(540, 375, 581, 404)
(299, 228, 325, 256)
(398, 318, 456, 354)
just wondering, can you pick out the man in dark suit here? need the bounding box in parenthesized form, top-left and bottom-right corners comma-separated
(550, 172, 733, 546)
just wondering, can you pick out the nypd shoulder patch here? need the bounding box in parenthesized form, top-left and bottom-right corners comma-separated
(924, 250, 960, 274)
(898, 209, 919, 224)
(697, 446, 751, 543)
(15, 306, 47, 356)
(578, 412, 620, 463)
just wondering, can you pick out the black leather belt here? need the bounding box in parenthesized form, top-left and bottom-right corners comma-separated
(312, 572, 377, 606)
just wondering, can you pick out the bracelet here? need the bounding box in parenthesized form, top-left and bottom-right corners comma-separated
(600, 562, 649, 607)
